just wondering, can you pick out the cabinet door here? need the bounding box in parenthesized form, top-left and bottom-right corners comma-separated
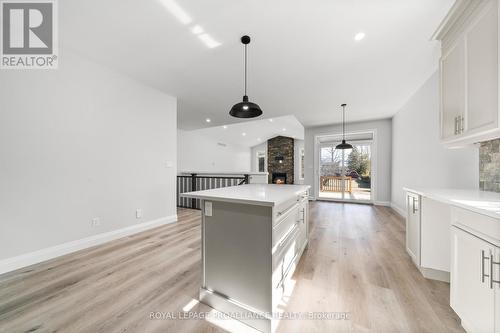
(496, 247, 500, 333)
(406, 194, 420, 266)
(451, 227, 495, 333)
(420, 197, 450, 272)
(441, 39, 466, 139)
(297, 198, 308, 252)
(467, 1, 499, 133)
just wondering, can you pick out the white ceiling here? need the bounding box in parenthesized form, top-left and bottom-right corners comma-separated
(61, 0, 454, 130)
(181, 115, 304, 148)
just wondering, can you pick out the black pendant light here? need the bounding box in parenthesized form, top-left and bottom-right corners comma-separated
(336, 104, 353, 150)
(229, 35, 263, 118)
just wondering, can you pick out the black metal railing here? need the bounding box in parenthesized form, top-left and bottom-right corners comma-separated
(177, 173, 250, 209)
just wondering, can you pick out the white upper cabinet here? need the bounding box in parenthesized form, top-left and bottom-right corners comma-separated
(441, 38, 466, 139)
(467, 4, 498, 133)
(434, 0, 500, 147)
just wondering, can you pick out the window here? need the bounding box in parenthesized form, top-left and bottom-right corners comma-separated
(300, 148, 305, 180)
(257, 152, 266, 172)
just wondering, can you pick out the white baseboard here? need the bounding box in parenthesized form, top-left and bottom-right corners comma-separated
(374, 201, 390, 206)
(420, 267, 450, 283)
(390, 202, 406, 217)
(0, 214, 177, 275)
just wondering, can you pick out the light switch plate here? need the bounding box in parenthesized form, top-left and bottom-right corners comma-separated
(205, 201, 213, 217)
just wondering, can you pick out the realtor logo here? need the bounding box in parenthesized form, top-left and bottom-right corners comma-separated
(1, 0, 58, 69)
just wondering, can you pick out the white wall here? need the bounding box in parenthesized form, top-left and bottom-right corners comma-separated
(294, 139, 305, 185)
(304, 119, 393, 203)
(251, 142, 267, 172)
(391, 72, 479, 213)
(0, 49, 177, 262)
(178, 130, 251, 173)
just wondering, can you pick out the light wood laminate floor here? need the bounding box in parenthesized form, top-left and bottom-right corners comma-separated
(0, 202, 464, 333)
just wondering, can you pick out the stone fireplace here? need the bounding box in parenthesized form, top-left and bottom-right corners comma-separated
(267, 136, 294, 184)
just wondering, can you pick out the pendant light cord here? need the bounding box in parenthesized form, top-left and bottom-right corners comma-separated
(342, 105, 346, 142)
(244, 43, 247, 96)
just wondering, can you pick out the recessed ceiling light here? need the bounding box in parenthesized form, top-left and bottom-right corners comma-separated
(354, 32, 366, 41)
(282, 128, 286, 131)
(269, 119, 273, 122)
(206, 118, 211, 123)
(159, 0, 192, 25)
(257, 138, 261, 141)
(198, 33, 221, 48)
(191, 25, 203, 35)
(242, 132, 247, 136)
(222, 125, 227, 129)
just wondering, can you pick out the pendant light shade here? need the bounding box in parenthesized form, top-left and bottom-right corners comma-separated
(336, 140, 353, 150)
(229, 35, 263, 118)
(335, 104, 353, 150)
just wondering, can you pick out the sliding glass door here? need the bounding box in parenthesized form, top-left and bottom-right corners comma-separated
(318, 140, 372, 203)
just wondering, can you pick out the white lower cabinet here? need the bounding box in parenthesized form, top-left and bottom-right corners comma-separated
(297, 195, 308, 250)
(405, 191, 453, 281)
(272, 193, 309, 314)
(451, 226, 496, 333)
(406, 192, 421, 266)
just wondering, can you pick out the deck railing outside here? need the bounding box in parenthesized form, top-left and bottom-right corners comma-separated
(320, 176, 352, 193)
(177, 173, 249, 209)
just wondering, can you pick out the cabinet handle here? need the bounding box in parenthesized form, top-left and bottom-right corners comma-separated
(460, 116, 464, 134)
(482, 250, 489, 283)
(454, 116, 458, 135)
(412, 197, 418, 213)
(490, 253, 500, 289)
(277, 203, 297, 217)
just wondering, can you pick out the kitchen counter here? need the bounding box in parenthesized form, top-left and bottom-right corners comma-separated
(403, 188, 500, 219)
(181, 183, 311, 207)
(181, 183, 310, 333)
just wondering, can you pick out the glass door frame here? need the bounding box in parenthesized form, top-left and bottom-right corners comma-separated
(314, 131, 376, 204)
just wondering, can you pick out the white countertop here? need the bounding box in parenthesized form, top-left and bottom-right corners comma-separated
(181, 184, 310, 207)
(404, 187, 500, 219)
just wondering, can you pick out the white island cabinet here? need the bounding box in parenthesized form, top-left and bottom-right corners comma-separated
(182, 184, 310, 333)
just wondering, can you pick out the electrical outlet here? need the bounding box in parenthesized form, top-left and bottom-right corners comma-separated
(136, 209, 142, 219)
(205, 202, 213, 217)
(91, 218, 100, 227)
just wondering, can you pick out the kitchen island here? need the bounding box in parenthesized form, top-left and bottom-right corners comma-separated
(181, 184, 310, 333)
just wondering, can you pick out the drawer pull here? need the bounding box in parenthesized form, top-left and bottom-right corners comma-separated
(277, 203, 297, 217)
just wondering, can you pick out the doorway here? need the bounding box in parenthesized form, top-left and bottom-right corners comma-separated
(316, 132, 374, 203)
